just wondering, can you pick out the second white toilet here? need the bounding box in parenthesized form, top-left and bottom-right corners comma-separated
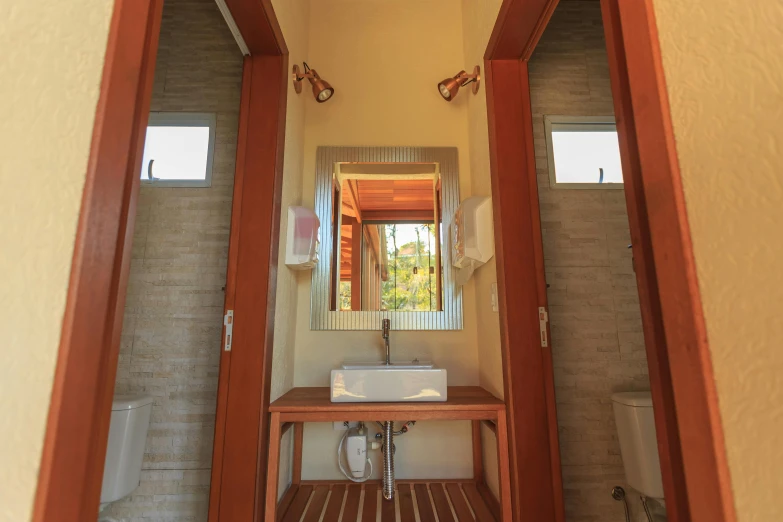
(100, 395, 153, 513)
(612, 391, 667, 521)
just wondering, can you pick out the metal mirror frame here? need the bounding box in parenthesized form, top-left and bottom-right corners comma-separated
(311, 146, 462, 330)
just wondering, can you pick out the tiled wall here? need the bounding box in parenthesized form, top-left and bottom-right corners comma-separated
(107, 0, 243, 520)
(529, 3, 651, 521)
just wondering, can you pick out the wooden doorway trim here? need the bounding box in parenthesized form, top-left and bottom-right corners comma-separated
(484, 57, 563, 522)
(32, 0, 289, 520)
(207, 5, 288, 522)
(600, 1, 736, 520)
(32, 1, 165, 519)
(208, 53, 289, 522)
(485, 0, 737, 521)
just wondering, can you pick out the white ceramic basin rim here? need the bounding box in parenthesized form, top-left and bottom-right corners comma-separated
(341, 361, 434, 370)
(331, 362, 447, 402)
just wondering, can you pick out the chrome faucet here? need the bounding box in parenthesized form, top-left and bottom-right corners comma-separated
(381, 319, 391, 365)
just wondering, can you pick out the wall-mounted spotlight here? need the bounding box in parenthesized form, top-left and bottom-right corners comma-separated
(437, 66, 480, 102)
(293, 62, 334, 103)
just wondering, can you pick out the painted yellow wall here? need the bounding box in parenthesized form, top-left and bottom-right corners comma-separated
(461, 0, 504, 498)
(294, 0, 480, 480)
(0, 0, 114, 519)
(462, 0, 503, 401)
(271, 0, 311, 497)
(651, 1, 783, 520)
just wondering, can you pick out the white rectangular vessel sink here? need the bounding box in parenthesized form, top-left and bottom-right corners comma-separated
(331, 362, 447, 402)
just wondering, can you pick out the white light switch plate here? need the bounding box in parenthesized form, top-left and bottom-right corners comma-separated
(491, 282, 499, 312)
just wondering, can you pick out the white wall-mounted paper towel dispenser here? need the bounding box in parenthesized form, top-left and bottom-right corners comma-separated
(285, 206, 320, 270)
(451, 196, 494, 285)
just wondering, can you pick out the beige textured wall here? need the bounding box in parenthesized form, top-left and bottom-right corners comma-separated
(529, 5, 650, 520)
(108, 0, 244, 519)
(294, 0, 478, 481)
(270, 0, 311, 499)
(0, 0, 114, 519)
(460, 0, 503, 498)
(651, 0, 783, 520)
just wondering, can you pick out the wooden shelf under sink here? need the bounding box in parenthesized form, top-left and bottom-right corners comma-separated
(265, 387, 513, 522)
(277, 480, 500, 522)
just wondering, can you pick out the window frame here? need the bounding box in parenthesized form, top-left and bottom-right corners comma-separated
(140, 111, 217, 188)
(544, 115, 624, 190)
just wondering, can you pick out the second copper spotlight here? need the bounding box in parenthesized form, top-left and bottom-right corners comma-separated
(437, 66, 480, 102)
(293, 63, 335, 103)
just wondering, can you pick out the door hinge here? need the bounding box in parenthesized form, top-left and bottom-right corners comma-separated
(538, 306, 549, 348)
(223, 310, 234, 351)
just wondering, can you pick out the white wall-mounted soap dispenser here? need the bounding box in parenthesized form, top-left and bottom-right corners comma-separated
(285, 206, 320, 270)
(451, 196, 494, 285)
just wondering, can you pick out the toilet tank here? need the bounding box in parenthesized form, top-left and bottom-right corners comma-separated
(611, 391, 664, 499)
(101, 395, 153, 503)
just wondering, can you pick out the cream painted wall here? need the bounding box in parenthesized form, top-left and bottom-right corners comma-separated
(294, 0, 479, 481)
(460, 0, 504, 498)
(462, 0, 503, 400)
(271, 0, 311, 497)
(0, 0, 114, 519)
(651, 1, 783, 520)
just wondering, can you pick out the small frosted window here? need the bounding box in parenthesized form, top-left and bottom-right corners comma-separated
(140, 112, 216, 187)
(545, 116, 623, 189)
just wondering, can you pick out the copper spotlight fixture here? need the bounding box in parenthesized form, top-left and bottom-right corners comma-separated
(437, 66, 480, 102)
(293, 62, 334, 103)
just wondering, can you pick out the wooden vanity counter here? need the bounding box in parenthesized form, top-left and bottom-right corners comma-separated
(270, 385, 505, 417)
(265, 386, 512, 522)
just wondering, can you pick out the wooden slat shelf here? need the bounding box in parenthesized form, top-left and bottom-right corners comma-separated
(278, 481, 500, 522)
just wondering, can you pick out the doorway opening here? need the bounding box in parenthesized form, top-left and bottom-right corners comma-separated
(484, 0, 736, 521)
(32, 0, 289, 520)
(530, 3, 656, 520)
(100, 1, 244, 519)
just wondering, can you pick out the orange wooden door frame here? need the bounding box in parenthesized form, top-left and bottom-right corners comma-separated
(208, 53, 289, 522)
(32, 1, 164, 519)
(484, 57, 564, 522)
(485, 0, 737, 521)
(32, 0, 289, 521)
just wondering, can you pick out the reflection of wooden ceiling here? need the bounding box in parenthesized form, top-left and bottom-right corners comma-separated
(356, 180, 434, 211)
(342, 179, 436, 223)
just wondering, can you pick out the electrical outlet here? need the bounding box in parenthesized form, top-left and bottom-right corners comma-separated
(333, 421, 359, 431)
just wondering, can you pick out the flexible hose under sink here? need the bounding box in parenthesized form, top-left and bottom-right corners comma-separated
(382, 421, 395, 501)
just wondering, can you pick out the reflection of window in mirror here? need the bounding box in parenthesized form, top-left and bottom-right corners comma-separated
(329, 163, 443, 312)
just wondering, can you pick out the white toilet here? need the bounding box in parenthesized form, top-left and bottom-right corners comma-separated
(611, 391, 667, 521)
(100, 395, 153, 513)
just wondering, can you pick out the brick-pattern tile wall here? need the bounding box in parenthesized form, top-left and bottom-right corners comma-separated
(529, 4, 652, 521)
(106, 0, 243, 520)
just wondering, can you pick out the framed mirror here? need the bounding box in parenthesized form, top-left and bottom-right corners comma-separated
(311, 146, 462, 330)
